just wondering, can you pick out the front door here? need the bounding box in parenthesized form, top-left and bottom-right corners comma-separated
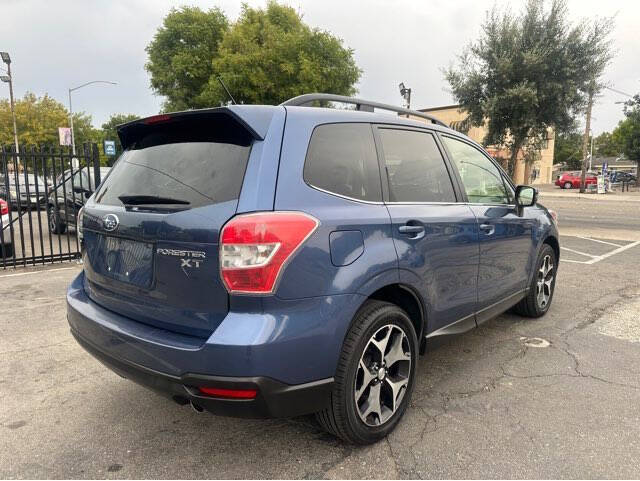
(376, 126, 479, 334)
(440, 135, 534, 319)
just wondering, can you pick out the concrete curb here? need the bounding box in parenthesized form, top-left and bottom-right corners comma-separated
(539, 191, 640, 203)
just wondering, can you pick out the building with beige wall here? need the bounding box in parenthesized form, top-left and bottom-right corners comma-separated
(413, 105, 555, 185)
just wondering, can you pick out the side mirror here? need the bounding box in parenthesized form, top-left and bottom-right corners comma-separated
(515, 185, 537, 210)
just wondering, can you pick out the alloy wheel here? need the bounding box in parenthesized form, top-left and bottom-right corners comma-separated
(354, 324, 411, 427)
(536, 254, 554, 309)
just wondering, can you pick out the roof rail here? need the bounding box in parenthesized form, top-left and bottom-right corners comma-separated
(280, 93, 448, 127)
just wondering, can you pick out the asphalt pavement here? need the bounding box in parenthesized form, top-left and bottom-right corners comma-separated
(1, 197, 640, 478)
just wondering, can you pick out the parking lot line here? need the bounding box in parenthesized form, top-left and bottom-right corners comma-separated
(561, 238, 640, 265)
(561, 246, 599, 258)
(572, 236, 623, 248)
(585, 240, 640, 264)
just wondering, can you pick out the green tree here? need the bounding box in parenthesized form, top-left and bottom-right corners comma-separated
(100, 113, 140, 153)
(0, 92, 97, 149)
(593, 131, 622, 158)
(577, 17, 615, 191)
(146, 2, 362, 109)
(554, 132, 583, 170)
(445, 0, 610, 180)
(615, 94, 640, 166)
(145, 6, 229, 111)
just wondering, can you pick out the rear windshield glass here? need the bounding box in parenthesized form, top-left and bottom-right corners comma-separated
(94, 127, 251, 209)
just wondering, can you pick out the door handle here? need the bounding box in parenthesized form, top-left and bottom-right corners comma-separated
(399, 224, 425, 238)
(479, 223, 495, 236)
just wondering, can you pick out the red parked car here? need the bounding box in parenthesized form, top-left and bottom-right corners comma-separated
(555, 172, 597, 189)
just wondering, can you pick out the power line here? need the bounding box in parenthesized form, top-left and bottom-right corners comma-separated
(605, 86, 634, 98)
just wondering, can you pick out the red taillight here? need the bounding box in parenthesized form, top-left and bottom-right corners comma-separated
(0, 199, 8, 216)
(198, 387, 258, 399)
(143, 114, 172, 125)
(219, 211, 319, 294)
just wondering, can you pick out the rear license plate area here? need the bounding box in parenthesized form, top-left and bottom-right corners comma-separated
(84, 232, 154, 288)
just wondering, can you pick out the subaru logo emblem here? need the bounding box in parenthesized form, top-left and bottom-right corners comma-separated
(103, 214, 119, 232)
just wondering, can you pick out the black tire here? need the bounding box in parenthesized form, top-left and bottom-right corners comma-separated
(49, 208, 66, 235)
(512, 243, 557, 318)
(0, 242, 13, 259)
(316, 300, 418, 444)
(563, 182, 572, 189)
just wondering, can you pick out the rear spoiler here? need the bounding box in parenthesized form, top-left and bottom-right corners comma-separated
(116, 105, 281, 150)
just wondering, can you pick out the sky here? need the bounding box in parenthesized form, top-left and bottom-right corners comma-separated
(1, 0, 638, 134)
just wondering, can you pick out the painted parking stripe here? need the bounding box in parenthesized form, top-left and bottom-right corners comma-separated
(582, 240, 640, 265)
(573, 236, 623, 248)
(560, 239, 640, 265)
(560, 246, 599, 258)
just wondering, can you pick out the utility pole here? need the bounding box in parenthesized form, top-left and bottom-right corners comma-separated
(580, 85, 594, 193)
(589, 133, 594, 172)
(0, 51, 19, 167)
(68, 88, 76, 157)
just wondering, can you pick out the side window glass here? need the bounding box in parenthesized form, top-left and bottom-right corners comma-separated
(378, 129, 456, 203)
(442, 136, 509, 204)
(72, 171, 87, 189)
(63, 177, 73, 194)
(304, 123, 382, 202)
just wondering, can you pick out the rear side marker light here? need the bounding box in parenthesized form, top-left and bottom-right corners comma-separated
(198, 387, 258, 399)
(219, 211, 319, 294)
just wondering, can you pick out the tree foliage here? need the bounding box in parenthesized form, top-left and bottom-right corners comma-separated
(616, 94, 640, 163)
(553, 131, 583, 169)
(594, 131, 622, 158)
(0, 92, 96, 149)
(445, 0, 613, 178)
(146, 2, 362, 109)
(100, 113, 141, 153)
(145, 6, 229, 111)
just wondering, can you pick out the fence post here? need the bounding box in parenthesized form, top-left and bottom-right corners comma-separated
(92, 143, 101, 190)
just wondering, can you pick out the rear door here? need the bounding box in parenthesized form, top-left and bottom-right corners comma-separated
(81, 111, 258, 338)
(376, 126, 479, 334)
(440, 135, 534, 318)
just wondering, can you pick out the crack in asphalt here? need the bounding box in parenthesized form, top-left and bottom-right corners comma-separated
(385, 436, 403, 478)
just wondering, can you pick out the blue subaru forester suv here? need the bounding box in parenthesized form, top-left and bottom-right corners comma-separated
(68, 94, 559, 444)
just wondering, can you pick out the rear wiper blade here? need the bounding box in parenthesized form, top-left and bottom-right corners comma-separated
(118, 195, 190, 206)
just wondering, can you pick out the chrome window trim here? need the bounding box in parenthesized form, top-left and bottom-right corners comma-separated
(305, 183, 518, 209)
(305, 183, 385, 205)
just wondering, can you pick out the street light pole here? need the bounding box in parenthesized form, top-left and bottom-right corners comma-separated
(67, 80, 117, 157)
(0, 51, 19, 165)
(68, 88, 76, 156)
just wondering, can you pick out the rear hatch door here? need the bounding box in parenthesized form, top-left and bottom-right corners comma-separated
(81, 110, 258, 338)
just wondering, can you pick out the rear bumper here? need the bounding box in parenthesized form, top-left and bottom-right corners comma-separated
(71, 328, 333, 418)
(67, 271, 364, 418)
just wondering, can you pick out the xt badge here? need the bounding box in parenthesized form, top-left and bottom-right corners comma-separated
(180, 258, 202, 268)
(157, 248, 206, 269)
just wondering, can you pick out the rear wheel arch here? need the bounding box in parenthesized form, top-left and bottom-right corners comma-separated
(367, 284, 425, 346)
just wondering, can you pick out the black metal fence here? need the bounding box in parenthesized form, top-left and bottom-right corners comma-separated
(0, 143, 101, 268)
